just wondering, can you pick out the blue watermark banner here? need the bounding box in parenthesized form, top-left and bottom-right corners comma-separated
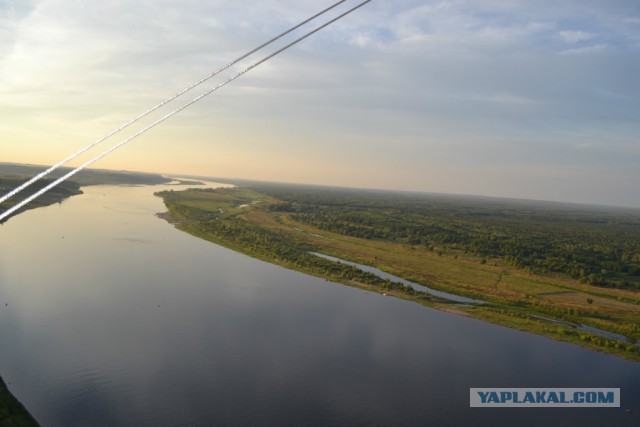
(470, 388, 620, 407)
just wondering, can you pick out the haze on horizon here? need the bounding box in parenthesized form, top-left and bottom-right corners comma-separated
(1, 1, 639, 208)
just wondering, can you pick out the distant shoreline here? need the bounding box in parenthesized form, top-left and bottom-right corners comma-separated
(0, 164, 172, 224)
(0, 177, 83, 224)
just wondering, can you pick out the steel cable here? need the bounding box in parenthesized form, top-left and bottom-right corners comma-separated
(0, 0, 373, 223)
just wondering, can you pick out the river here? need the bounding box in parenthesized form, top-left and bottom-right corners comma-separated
(0, 183, 638, 427)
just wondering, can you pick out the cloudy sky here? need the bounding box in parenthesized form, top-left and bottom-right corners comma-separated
(1, 0, 639, 207)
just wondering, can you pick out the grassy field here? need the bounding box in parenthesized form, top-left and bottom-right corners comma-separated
(157, 185, 640, 362)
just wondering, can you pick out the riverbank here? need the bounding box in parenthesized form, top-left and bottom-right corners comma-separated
(0, 377, 40, 427)
(156, 185, 640, 362)
(0, 176, 83, 224)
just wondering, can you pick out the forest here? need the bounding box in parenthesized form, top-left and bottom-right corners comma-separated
(253, 184, 640, 290)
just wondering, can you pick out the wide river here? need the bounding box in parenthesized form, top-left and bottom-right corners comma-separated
(0, 183, 638, 427)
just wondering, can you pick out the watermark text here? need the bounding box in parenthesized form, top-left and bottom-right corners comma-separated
(470, 388, 620, 407)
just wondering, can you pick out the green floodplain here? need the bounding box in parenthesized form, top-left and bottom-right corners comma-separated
(157, 182, 640, 362)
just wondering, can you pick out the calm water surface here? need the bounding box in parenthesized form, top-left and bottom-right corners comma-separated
(0, 183, 638, 427)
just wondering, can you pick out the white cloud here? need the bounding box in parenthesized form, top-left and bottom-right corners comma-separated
(349, 34, 371, 48)
(483, 92, 538, 106)
(558, 43, 607, 55)
(558, 30, 597, 44)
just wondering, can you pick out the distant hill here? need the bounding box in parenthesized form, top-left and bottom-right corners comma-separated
(0, 162, 170, 186)
(0, 162, 171, 224)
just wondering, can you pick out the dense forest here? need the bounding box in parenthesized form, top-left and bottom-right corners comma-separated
(252, 184, 640, 291)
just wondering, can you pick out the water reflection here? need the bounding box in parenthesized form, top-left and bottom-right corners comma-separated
(0, 183, 638, 427)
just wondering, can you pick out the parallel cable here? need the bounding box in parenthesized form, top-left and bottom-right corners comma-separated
(0, 0, 373, 223)
(0, 0, 350, 205)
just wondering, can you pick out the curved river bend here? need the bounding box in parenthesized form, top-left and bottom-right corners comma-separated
(0, 183, 638, 427)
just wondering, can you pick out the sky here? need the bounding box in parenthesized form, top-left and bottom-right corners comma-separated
(1, 0, 639, 208)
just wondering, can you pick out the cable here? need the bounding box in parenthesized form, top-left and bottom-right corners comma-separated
(0, 0, 350, 205)
(0, 0, 373, 223)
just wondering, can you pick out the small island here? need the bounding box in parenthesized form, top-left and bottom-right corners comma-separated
(157, 183, 640, 362)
